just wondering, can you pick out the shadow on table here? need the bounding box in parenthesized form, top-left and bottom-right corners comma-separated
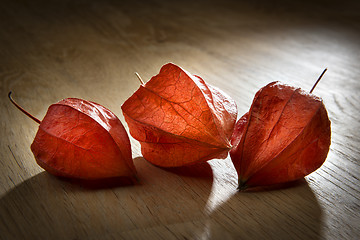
(0, 157, 213, 240)
(205, 179, 323, 240)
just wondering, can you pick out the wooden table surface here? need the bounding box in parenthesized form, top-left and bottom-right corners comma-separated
(1, 0, 359, 239)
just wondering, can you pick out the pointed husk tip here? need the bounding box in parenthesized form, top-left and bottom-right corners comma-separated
(237, 179, 248, 191)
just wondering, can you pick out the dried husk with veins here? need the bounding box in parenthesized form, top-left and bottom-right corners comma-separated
(9, 93, 136, 179)
(122, 63, 238, 167)
(230, 69, 331, 190)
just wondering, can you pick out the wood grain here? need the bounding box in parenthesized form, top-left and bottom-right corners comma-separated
(1, 0, 359, 239)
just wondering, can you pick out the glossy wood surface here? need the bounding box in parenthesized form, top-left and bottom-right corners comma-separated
(1, 0, 359, 239)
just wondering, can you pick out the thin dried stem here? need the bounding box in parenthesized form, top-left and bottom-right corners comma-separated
(135, 72, 145, 85)
(8, 91, 41, 124)
(310, 68, 327, 94)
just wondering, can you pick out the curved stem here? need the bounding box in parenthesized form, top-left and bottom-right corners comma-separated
(310, 68, 327, 93)
(135, 72, 145, 85)
(8, 91, 41, 124)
